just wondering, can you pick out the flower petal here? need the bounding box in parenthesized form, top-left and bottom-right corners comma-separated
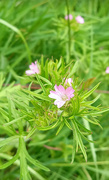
(29, 63, 35, 70)
(29, 61, 40, 74)
(66, 87, 75, 99)
(34, 68, 40, 74)
(49, 84, 74, 108)
(54, 85, 66, 95)
(54, 99, 65, 108)
(65, 78, 72, 86)
(106, 67, 109, 74)
(25, 70, 35, 75)
(49, 91, 61, 100)
(76, 16, 84, 24)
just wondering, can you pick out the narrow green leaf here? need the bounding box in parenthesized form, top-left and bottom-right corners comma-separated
(41, 55, 44, 76)
(68, 61, 79, 77)
(83, 116, 100, 125)
(0, 153, 46, 180)
(76, 120, 92, 134)
(25, 150, 50, 171)
(89, 108, 109, 116)
(56, 122, 64, 135)
(0, 125, 15, 135)
(19, 137, 31, 180)
(77, 131, 87, 161)
(64, 118, 72, 130)
(35, 73, 46, 94)
(81, 83, 100, 100)
(37, 120, 60, 131)
(0, 136, 18, 148)
(0, 143, 20, 169)
(81, 133, 95, 143)
(87, 94, 101, 105)
(72, 120, 87, 161)
(26, 127, 36, 139)
(23, 89, 50, 102)
(71, 120, 79, 152)
(0, 107, 9, 122)
(0, 73, 5, 90)
(45, 59, 49, 79)
(38, 75, 52, 86)
(4, 115, 27, 126)
(57, 57, 62, 69)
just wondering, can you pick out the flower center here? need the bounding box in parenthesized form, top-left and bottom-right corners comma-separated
(62, 94, 68, 101)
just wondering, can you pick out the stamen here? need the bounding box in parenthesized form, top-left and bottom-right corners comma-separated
(62, 94, 68, 101)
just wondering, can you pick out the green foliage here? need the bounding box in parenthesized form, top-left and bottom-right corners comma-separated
(0, 0, 109, 179)
(0, 58, 108, 179)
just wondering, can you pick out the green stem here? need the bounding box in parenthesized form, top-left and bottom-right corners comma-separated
(89, 26, 93, 78)
(83, 118, 99, 180)
(65, 0, 71, 63)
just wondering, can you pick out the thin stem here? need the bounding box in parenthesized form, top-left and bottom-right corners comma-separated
(65, 0, 71, 63)
(83, 118, 99, 180)
(89, 26, 93, 78)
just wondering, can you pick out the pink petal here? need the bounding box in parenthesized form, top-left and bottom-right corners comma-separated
(76, 16, 84, 24)
(65, 14, 73, 20)
(26, 61, 40, 75)
(69, 14, 73, 20)
(54, 99, 65, 108)
(54, 85, 66, 95)
(106, 67, 109, 74)
(49, 91, 61, 100)
(26, 70, 35, 75)
(65, 78, 72, 86)
(34, 68, 40, 74)
(65, 15, 68, 20)
(54, 85, 59, 92)
(29, 63, 35, 70)
(29, 61, 40, 74)
(58, 85, 66, 94)
(66, 87, 75, 99)
(35, 61, 37, 64)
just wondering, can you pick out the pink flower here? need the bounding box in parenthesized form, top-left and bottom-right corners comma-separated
(76, 16, 84, 24)
(65, 78, 73, 86)
(49, 85, 75, 108)
(65, 14, 73, 20)
(106, 67, 109, 74)
(26, 61, 40, 75)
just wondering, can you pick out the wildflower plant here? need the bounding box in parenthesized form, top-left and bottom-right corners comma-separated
(23, 57, 109, 163)
(0, 58, 109, 179)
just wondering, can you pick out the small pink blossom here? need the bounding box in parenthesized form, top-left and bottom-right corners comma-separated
(65, 78, 73, 86)
(76, 16, 84, 24)
(106, 67, 109, 74)
(65, 14, 73, 20)
(26, 61, 40, 75)
(49, 85, 75, 108)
